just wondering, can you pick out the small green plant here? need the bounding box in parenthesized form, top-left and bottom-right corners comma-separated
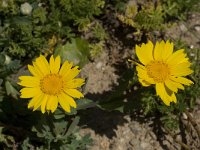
(117, 1, 164, 31)
(162, 0, 200, 20)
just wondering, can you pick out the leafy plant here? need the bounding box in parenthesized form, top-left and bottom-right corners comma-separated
(162, 0, 200, 20)
(117, 1, 164, 31)
(0, 0, 105, 59)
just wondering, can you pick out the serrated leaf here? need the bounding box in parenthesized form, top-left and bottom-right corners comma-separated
(5, 81, 19, 99)
(6, 60, 20, 72)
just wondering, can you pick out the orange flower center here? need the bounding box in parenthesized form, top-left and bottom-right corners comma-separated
(146, 61, 170, 83)
(40, 74, 63, 95)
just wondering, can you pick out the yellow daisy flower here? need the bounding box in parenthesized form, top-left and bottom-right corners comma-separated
(18, 55, 84, 113)
(135, 40, 193, 106)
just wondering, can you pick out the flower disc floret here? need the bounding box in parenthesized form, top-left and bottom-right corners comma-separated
(146, 61, 170, 83)
(40, 74, 64, 95)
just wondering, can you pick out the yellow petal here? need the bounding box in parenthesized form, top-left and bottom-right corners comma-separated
(165, 78, 185, 92)
(170, 76, 193, 86)
(166, 49, 187, 65)
(46, 96, 58, 112)
(170, 61, 192, 71)
(20, 87, 41, 98)
(49, 55, 55, 73)
(164, 79, 178, 93)
(33, 94, 46, 111)
(59, 92, 77, 108)
(154, 40, 165, 61)
(59, 61, 73, 76)
(155, 83, 170, 106)
(58, 94, 71, 112)
(162, 40, 174, 60)
(28, 92, 43, 108)
(40, 95, 48, 113)
(64, 78, 85, 89)
(46, 96, 54, 111)
(136, 66, 155, 84)
(135, 41, 154, 65)
(50, 55, 61, 73)
(138, 78, 151, 86)
(63, 66, 81, 81)
(32, 62, 45, 77)
(18, 76, 40, 87)
(170, 61, 193, 76)
(50, 96, 58, 113)
(64, 89, 84, 98)
(28, 65, 43, 78)
(171, 93, 177, 103)
(34, 55, 50, 75)
(171, 67, 193, 76)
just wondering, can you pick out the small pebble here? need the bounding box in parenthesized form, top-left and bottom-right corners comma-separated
(179, 24, 188, 32)
(195, 98, 200, 105)
(140, 141, 149, 149)
(182, 112, 188, 120)
(194, 25, 200, 31)
(96, 62, 103, 69)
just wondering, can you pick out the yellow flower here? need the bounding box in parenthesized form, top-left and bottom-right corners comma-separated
(135, 40, 193, 105)
(18, 55, 84, 113)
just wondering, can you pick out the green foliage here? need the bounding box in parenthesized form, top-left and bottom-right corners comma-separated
(134, 4, 164, 31)
(0, 97, 93, 149)
(116, 0, 200, 37)
(0, 0, 105, 148)
(89, 41, 105, 59)
(117, 1, 164, 32)
(0, 50, 94, 149)
(54, 38, 90, 68)
(162, 0, 200, 20)
(1, 0, 200, 148)
(0, 0, 105, 58)
(89, 22, 108, 58)
(28, 114, 92, 149)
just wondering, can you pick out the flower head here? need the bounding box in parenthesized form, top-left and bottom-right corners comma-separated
(18, 55, 84, 113)
(135, 40, 193, 105)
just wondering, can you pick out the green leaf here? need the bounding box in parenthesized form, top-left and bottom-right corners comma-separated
(0, 54, 6, 65)
(66, 116, 80, 136)
(54, 38, 90, 68)
(5, 81, 19, 99)
(0, 79, 3, 86)
(98, 97, 125, 113)
(54, 109, 66, 119)
(11, 16, 31, 25)
(76, 98, 96, 110)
